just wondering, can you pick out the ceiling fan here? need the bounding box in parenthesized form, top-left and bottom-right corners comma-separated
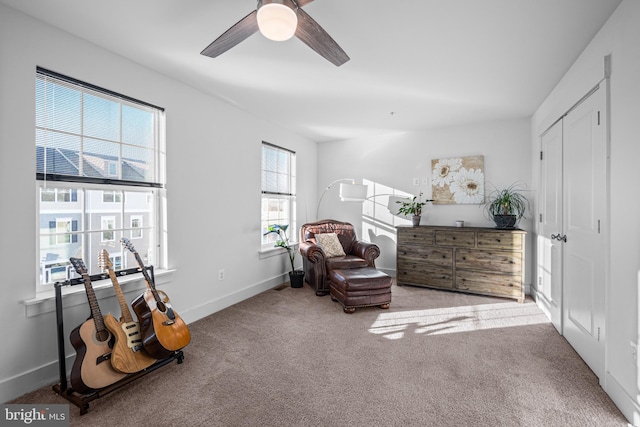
(200, 0, 349, 66)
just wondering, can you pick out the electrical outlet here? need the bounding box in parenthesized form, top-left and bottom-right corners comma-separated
(218, 269, 225, 281)
(631, 341, 637, 361)
(413, 177, 419, 186)
(422, 177, 429, 185)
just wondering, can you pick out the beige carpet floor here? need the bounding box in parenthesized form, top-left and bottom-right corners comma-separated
(10, 282, 629, 426)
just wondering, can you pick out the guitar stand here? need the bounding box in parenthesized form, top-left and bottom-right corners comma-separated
(51, 266, 185, 415)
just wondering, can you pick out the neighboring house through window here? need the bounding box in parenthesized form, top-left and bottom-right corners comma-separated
(261, 142, 296, 248)
(36, 68, 166, 289)
(130, 215, 143, 239)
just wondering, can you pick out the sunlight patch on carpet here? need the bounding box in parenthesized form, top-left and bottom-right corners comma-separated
(369, 301, 549, 340)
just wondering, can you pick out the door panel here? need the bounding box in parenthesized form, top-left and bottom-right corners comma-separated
(562, 84, 606, 381)
(537, 119, 563, 332)
(565, 252, 594, 333)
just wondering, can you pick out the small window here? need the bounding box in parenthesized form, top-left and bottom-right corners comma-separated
(103, 190, 122, 203)
(101, 216, 116, 242)
(130, 215, 143, 239)
(41, 188, 77, 203)
(107, 161, 118, 177)
(49, 218, 75, 245)
(261, 142, 296, 247)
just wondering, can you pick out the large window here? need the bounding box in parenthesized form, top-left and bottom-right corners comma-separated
(261, 142, 296, 247)
(36, 68, 165, 288)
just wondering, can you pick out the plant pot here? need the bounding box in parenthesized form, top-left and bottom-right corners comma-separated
(289, 270, 305, 288)
(412, 215, 421, 226)
(493, 215, 517, 229)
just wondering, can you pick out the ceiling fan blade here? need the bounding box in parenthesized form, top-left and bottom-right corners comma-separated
(294, 8, 349, 66)
(201, 10, 259, 58)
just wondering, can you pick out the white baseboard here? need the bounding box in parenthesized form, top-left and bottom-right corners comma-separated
(605, 371, 639, 425)
(379, 267, 395, 277)
(180, 274, 287, 324)
(0, 357, 69, 404)
(1, 274, 287, 404)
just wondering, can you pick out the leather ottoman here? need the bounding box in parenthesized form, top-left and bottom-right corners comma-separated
(328, 267, 392, 313)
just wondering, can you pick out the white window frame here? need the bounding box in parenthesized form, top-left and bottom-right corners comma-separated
(261, 142, 297, 249)
(35, 68, 166, 293)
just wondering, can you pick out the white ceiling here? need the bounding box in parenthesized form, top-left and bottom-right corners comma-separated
(1, 0, 622, 142)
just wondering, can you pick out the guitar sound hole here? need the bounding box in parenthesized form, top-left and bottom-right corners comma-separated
(157, 301, 167, 312)
(95, 329, 110, 342)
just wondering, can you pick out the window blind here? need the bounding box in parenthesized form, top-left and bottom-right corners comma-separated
(36, 67, 164, 188)
(261, 141, 296, 197)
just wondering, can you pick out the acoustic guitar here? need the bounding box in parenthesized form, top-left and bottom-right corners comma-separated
(68, 257, 127, 393)
(121, 238, 191, 359)
(99, 250, 157, 373)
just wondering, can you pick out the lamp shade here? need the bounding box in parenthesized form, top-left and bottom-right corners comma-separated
(339, 183, 368, 202)
(257, 2, 298, 41)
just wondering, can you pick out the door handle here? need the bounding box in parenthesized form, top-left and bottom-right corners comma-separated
(551, 234, 567, 242)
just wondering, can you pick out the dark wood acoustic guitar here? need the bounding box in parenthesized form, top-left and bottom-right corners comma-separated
(99, 250, 157, 373)
(68, 257, 127, 393)
(121, 238, 191, 359)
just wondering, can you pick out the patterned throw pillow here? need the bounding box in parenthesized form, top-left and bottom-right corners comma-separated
(315, 233, 346, 258)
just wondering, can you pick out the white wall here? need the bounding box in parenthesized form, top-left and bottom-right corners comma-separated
(316, 118, 533, 283)
(0, 4, 317, 402)
(531, 0, 640, 423)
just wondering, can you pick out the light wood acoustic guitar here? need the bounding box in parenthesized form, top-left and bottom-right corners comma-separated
(121, 238, 191, 359)
(98, 250, 157, 373)
(68, 257, 127, 393)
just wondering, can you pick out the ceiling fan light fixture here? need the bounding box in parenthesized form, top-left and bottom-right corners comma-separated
(257, 1, 298, 42)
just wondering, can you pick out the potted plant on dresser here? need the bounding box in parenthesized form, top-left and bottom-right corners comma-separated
(485, 183, 529, 229)
(263, 224, 305, 288)
(397, 192, 433, 226)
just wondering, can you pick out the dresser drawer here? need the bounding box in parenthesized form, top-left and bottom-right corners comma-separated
(435, 230, 475, 247)
(397, 264, 454, 289)
(456, 249, 523, 274)
(397, 227, 435, 245)
(455, 270, 523, 299)
(477, 232, 524, 251)
(397, 246, 453, 267)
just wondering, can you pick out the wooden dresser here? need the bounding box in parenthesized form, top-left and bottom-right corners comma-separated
(396, 225, 526, 303)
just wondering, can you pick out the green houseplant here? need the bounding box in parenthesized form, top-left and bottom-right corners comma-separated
(263, 224, 304, 288)
(397, 192, 434, 226)
(485, 183, 529, 229)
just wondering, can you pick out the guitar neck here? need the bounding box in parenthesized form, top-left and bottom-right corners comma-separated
(81, 273, 107, 333)
(133, 252, 160, 297)
(105, 269, 135, 324)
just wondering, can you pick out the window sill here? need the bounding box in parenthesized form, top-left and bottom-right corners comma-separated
(22, 269, 175, 318)
(258, 243, 298, 260)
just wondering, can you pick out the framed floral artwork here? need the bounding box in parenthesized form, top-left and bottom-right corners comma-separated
(431, 155, 485, 204)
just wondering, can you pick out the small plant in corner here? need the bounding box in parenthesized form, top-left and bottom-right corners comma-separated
(263, 224, 304, 288)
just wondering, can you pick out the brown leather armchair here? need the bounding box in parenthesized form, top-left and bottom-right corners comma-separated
(298, 219, 381, 296)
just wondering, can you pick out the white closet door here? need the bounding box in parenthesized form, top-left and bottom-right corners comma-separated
(537, 119, 564, 333)
(562, 84, 607, 381)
